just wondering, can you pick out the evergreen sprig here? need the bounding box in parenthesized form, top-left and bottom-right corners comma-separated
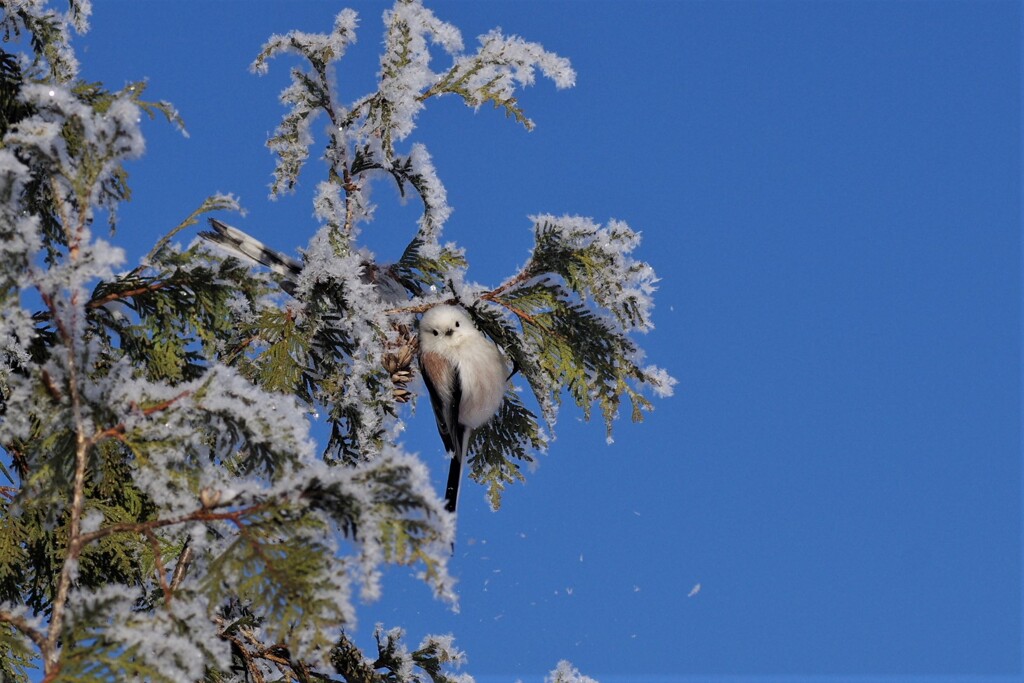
(420, 30, 575, 131)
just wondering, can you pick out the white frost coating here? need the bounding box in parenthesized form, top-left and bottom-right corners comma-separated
(8, 84, 145, 228)
(0, 602, 45, 632)
(293, 225, 408, 458)
(0, 376, 42, 443)
(0, 4, 463, 671)
(94, 361, 314, 512)
(251, 8, 359, 76)
(66, 585, 232, 679)
(313, 179, 350, 227)
(0, 149, 32, 201)
(251, 11, 359, 198)
(17, 83, 146, 161)
(546, 660, 600, 683)
(310, 448, 456, 606)
(0, 0, 82, 80)
(79, 508, 103, 534)
(102, 353, 455, 603)
(383, 625, 416, 680)
(515, 330, 560, 429)
(371, 1, 573, 147)
(313, 178, 376, 235)
(408, 143, 451, 238)
(642, 365, 677, 398)
(81, 358, 455, 659)
(223, 291, 258, 325)
(417, 633, 473, 682)
(471, 28, 575, 90)
(530, 214, 658, 332)
(208, 191, 243, 215)
(377, 1, 457, 145)
(32, 238, 126, 296)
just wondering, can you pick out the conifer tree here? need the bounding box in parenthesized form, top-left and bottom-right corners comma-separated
(0, 1, 673, 681)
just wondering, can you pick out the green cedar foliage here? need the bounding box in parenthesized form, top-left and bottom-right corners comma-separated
(0, 1, 672, 681)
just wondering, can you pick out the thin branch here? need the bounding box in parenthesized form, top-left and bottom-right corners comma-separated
(479, 295, 543, 329)
(38, 291, 71, 343)
(0, 610, 48, 652)
(225, 631, 266, 683)
(87, 280, 172, 309)
(45, 288, 88, 673)
(223, 333, 261, 366)
(382, 298, 456, 317)
(236, 623, 334, 682)
(49, 176, 75, 260)
(5, 443, 28, 480)
(381, 264, 541, 318)
(482, 266, 537, 300)
(90, 390, 191, 443)
(143, 199, 235, 265)
(78, 503, 268, 546)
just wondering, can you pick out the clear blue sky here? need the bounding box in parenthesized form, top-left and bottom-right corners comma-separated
(70, 1, 1020, 681)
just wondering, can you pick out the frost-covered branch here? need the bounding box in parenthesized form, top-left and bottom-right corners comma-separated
(43, 314, 90, 670)
(0, 1, 664, 680)
(252, 0, 572, 245)
(547, 661, 600, 683)
(75, 502, 267, 548)
(0, 0, 89, 82)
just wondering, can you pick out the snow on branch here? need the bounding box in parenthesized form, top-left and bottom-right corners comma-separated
(0, 2, 668, 680)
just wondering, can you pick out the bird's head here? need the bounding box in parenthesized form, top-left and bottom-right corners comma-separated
(418, 304, 476, 353)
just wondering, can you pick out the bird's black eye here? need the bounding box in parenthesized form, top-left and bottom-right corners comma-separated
(432, 330, 439, 336)
(454, 321, 460, 328)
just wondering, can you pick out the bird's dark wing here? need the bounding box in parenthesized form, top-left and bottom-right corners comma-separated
(419, 352, 468, 514)
(420, 354, 456, 455)
(444, 365, 467, 514)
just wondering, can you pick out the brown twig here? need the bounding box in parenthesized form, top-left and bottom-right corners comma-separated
(91, 390, 191, 443)
(6, 443, 28, 480)
(224, 630, 266, 683)
(0, 610, 47, 652)
(38, 291, 71, 343)
(381, 264, 541, 319)
(78, 503, 267, 547)
(222, 333, 261, 366)
(382, 299, 455, 317)
(218, 615, 300, 681)
(483, 266, 537, 300)
(87, 280, 172, 309)
(482, 297, 543, 329)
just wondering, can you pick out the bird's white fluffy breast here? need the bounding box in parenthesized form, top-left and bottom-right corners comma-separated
(453, 338, 507, 428)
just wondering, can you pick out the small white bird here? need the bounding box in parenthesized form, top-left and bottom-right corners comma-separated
(418, 305, 508, 515)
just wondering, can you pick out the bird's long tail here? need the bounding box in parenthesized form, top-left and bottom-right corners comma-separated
(444, 456, 461, 514)
(200, 219, 302, 293)
(444, 429, 472, 514)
